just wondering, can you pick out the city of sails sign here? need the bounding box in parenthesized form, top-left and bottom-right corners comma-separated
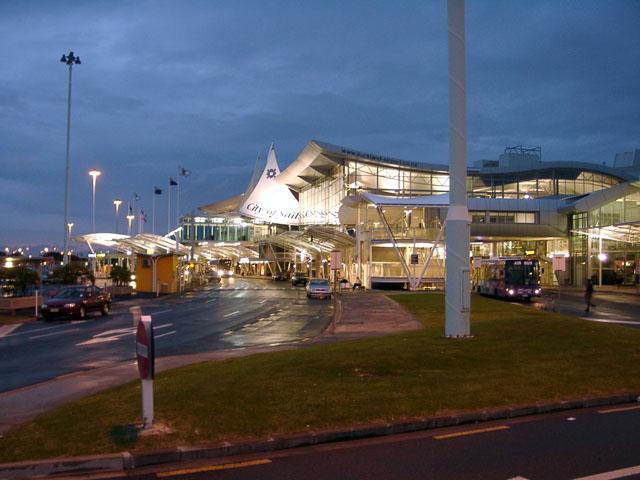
(240, 145, 338, 225)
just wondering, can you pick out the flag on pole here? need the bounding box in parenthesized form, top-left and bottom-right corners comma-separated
(134, 193, 141, 201)
(154, 186, 162, 195)
(179, 167, 191, 177)
(170, 177, 178, 186)
(141, 209, 147, 222)
(128, 204, 133, 215)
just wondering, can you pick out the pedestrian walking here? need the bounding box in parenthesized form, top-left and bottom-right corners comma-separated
(584, 278, 595, 313)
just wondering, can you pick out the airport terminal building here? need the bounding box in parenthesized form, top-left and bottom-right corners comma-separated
(185, 141, 640, 289)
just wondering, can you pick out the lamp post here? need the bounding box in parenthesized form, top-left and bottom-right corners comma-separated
(60, 51, 81, 266)
(67, 222, 74, 260)
(113, 199, 122, 234)
(89, 170, 101, 233)
(127, 214, 135, 236)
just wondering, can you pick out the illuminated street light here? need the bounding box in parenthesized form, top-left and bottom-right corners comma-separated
(67, 222, 74, 258)
(88, 170, 101, 233)
(113, 199, 122, 233)
(126, 214, 135, 236)
(60, 51, 81, 266)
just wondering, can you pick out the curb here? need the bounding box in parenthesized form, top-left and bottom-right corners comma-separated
(1, 393, 638, 479)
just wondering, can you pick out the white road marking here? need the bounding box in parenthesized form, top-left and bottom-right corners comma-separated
(155, 330, 176, 339)
(598, 405, 640, 414)
(77, 336, 122, 346)
(0, 324, 21, 338)
(94, 327, 136, 337)
(150, 309, 172, 315)
(580, 317, 639, 326)
(224, 310, 240, 317)
(153, 323, 173, 330)
(76, 325, 143, 346)
(4, 322, 79, 338)
(30, 328, 80, 340)
(573, 464, 640, 479)
(206, 298, 217, 303)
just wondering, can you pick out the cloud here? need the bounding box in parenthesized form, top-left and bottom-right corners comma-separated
(0, 0, 638, 245)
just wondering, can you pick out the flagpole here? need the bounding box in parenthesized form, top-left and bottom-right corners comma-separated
(132, 194, 136, 229)
(152, 186, 156, 235)
(168, 179, 171, 233)
(176, 167, 180, 233)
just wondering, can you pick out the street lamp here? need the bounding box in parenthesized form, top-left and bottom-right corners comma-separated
(60, 51, 81, 266)
(67, 222, 74, 259)
(113, 199, 122, 233)
(126, 214, 135, 236)
(88, 170, 101, 233)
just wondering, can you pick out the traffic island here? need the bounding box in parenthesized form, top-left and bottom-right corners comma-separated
(2, 294, 640, 467)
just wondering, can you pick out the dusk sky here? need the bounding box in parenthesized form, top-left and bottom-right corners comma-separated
(1, 0, 639, 247)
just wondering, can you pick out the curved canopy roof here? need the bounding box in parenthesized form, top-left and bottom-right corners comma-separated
(264, 226, 354, 254)
(193, 242, 258, 260)
(74, 233, 190, 256)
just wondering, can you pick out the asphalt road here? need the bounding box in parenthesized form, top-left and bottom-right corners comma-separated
(0, 278, 332, 393)
(91, 404, 640, 480)
(531, 288, 640, 328)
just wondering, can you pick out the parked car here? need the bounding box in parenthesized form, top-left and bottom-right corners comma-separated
(272, 272, 288, 281)
(306, 278, 332, 299)
(291, 272, 309, 286)
(40, 285, 111, 320)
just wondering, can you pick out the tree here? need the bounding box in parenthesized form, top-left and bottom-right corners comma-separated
(0, 266, 39, 296)
(109, 265, 131, 286)
(49, 264, 94, 285)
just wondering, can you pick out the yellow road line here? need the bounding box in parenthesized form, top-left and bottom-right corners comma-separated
(598, 405, 640, 415)
(433, 425, 510, 440)
(157, 459, 272, 477)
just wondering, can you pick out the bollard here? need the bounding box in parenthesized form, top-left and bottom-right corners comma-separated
(130, 305, 142, 327)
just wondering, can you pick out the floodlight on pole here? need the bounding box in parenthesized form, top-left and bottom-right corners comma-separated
(113, 199, 122, 233)
(126, 214, 135, 236)
(89, 170, 101, 233)
(67, 222, 74, 258)
(60, 51, 81, 266)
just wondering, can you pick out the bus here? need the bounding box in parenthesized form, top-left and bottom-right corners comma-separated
(476, 256, 542, 300)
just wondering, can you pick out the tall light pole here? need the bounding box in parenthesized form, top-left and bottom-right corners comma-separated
(445, 0, 471, 337)
(67, 222, 74, 260)
(113, 199, 122, 234)
(89, 170, 101, 233)
(60, 51, 81, 266)
(127, 214, 135, 236)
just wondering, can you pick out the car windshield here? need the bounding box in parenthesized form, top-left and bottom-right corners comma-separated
(55, 288, 84, 298)
(310, 280, 329, 286)
(295, 273, 307, 278)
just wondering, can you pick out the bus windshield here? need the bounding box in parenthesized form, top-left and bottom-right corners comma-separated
(505, 260, 540, 286)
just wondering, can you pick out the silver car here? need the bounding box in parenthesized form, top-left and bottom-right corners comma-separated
(306, 278, 332, 299)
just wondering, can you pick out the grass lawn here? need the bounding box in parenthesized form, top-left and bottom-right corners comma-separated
(2, 293, 640, 462)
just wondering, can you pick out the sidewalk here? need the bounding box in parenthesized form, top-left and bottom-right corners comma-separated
(331, 291, 423, 335)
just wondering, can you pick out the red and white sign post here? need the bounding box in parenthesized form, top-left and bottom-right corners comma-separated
(136, 315, 155, 428)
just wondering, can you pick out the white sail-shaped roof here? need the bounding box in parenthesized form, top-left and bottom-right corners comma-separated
(239, 144, 301, 225)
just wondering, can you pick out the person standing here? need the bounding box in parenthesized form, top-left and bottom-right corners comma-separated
(585, 278, 595, 313)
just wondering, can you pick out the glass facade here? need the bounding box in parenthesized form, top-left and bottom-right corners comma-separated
(298, 159, 623, 227)
(569, 190, 640, 286)
(468, 171, 619, 199)
(180, 215, 271, 243)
